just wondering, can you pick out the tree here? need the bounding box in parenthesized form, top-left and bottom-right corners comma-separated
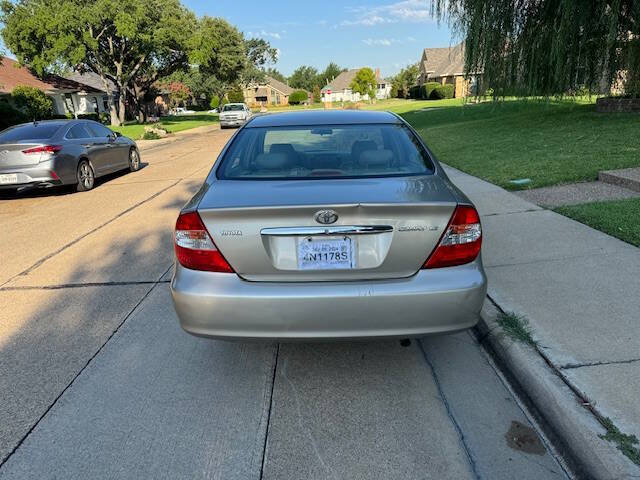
(289, 65, 319, 91)
(242, 38, 277, 84)
(1, 0, 196, 125)
(11, 86, 53, 120)
(430, 0, 640, 97)
(319, 62, 345, 87)
(189, 17, 246, 106)
(265, 67, 287, 84)
(227, 85, 244, 103)
(350, 67, 377, 102)
(312, 85, 321, 103)
(210, 95, 220, 109)
(167, 81, 190, 108)
(391, 63, 419, 98)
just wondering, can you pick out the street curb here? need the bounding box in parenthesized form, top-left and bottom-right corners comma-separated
(476, 299, 639, 480)
(137, 124, 221, 152)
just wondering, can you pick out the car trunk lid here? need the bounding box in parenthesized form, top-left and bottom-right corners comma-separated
(197, 176, 458, 281)
(0, 143, 46, 167)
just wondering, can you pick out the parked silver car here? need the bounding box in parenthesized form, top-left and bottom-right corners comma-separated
(219, 103, 252, 128)
(171, 110, 487, 340)
(0, 120, 140, 193)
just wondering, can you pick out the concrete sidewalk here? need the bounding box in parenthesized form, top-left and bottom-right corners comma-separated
(443, 165, 640, 477)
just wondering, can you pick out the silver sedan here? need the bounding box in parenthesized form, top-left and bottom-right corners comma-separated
(0, 120, 141, 193)
(171, 110, 486, 340)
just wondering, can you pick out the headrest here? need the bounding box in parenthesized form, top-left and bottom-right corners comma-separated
(270, 143, 296, 155)
(255, 153, 290, 170)
(358, 149, 394, 167)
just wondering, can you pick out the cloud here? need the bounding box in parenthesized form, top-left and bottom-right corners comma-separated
(247, 29, 282, 40)
(362, 38, 396, 46)
(340, 0, 435, 27)
(362, 36, 417, 46)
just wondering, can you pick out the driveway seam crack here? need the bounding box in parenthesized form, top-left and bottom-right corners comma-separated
(418, 339, 480, 480)
(0, 180, 181, 289)
(0, 279, 171, 291)
(259, 343, 280, 480)
(0, 264, 172, 469)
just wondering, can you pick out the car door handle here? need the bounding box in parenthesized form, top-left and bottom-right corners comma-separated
(260, 225, 393, 236)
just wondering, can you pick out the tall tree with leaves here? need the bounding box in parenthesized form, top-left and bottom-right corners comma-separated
(189, 16, 246, 105)
(1, 0, 195, 125)
(242, 38, 278, 84)
(289, 65, 319, 91)
(265, 67, 287, 84)
(430, 0, 640, 97)
(319, 62, 346, 87)
(391, 63, 419, 98)
(350, 67, 377, 102)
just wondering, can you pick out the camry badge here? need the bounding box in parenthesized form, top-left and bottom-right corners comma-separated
(314, 209, 338, 225)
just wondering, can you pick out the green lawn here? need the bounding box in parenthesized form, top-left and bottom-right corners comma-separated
(554, 198, 640, 247)
(372, 98, 640, 190)
(111, 113, 219, 140)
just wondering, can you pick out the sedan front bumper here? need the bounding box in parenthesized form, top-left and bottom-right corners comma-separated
(171, 258, 487, 340)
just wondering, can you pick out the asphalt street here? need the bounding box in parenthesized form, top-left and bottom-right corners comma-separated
(0, 128, 570, 479)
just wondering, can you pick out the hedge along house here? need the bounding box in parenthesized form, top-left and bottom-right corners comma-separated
(243, 75, 294, 107)
(321, 68, 391, 103)
(417, 43, 481, 98)
(0, 57, 106, 116)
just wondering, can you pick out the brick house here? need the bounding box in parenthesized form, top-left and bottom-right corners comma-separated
(417, 43, 480, 97)
(0, 57, 108, 115)
(244, 75, 294, 107)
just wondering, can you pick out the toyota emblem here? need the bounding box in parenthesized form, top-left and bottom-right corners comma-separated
(314, 209, 338, 225)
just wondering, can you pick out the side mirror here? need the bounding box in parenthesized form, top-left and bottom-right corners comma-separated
(114, 131, 122, 138)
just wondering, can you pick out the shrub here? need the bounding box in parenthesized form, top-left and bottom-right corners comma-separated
(409, 85, 421, 99)
(425, 82, 441, 99)
(430, 84, 455, 99)
(11, 85, 53, 120)
(210, 96, 220, 109)
(188, 104, 207, 111)
(0, 102, 28, 131)
(313, 85, 321, 103)
(142, 130, 161, 140)
(289, 90, 308, 105)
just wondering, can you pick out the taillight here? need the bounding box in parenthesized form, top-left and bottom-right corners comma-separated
(22, 145, 62, 155)
(174, 211, 234, 273)
(423, 205, 482, 269)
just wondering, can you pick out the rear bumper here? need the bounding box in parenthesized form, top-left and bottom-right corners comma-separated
(0, 167, 63, 190)
(170, 258, 487, 340)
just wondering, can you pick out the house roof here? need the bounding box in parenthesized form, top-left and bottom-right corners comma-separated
(321, 69, 359, 92)
(421, 43, 468, 78)
(265, 75, 293, 96)
(0, 57, 102, 94)
(63, 71, 113, 93)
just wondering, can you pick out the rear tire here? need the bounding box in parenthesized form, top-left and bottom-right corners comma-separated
(129, 148, 141, 172)
(76, 160, 95, 192)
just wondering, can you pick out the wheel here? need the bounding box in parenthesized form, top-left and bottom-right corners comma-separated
(129, 148, 141, 172)
(76, 160, 95, 192)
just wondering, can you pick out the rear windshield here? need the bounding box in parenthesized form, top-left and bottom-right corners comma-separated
(217, 124, 434, 179)
(0, 123, 62, 143)
(223, 104, 244, 111)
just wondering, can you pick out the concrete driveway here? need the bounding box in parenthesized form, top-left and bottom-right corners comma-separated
(0, 129, 568, 479)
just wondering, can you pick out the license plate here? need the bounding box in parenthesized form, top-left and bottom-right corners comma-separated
(0, 174, 18, 185)
(298, 237, 354, 270)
